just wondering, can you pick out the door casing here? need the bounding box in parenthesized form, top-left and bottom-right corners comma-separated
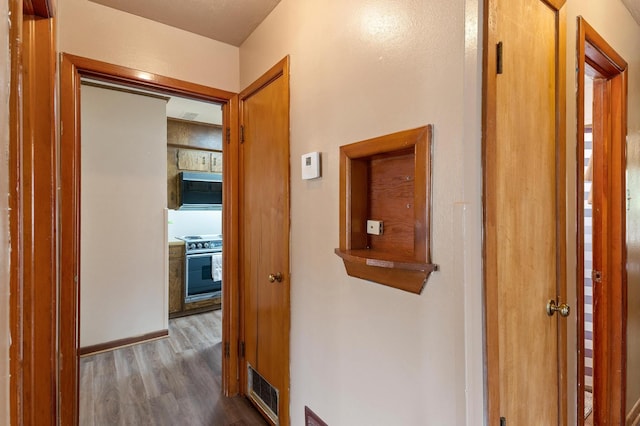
(10, 3, 58, 424)
(58, 53, 241, 425)
(575, 17, 628, 426)
(238, 56, 291, 426)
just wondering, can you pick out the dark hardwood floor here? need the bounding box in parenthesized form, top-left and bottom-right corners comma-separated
(80, 310, 267, 426)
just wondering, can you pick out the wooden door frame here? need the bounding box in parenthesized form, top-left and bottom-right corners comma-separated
(575, 16, 628, 426)
(482, 0, 567, 424)
(237, 56, 291, 426)
(58, 53, 241, 425)
(10, 1, 58, 424)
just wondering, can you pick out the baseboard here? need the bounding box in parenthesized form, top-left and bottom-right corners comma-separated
(79, 329, 169, 357)
(627, 395, 640, 426)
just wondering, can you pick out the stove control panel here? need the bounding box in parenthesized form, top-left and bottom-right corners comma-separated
(185, 239, 222, 253)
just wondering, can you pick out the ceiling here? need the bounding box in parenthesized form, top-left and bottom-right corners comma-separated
(85, 0, 640, 124)
(89, 0, 281, 46)
(622, 0, 640, 25)
(166, 95, 222, 125)
(83, 78, 223, 125)
(90, 0, 640, 47)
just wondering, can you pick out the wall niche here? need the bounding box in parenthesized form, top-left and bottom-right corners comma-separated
(335, 125, 437, 294)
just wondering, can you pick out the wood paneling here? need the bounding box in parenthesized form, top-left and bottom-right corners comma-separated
(177, 149, 211, 171)
(167, 119, 224, 209)
(168, 244, 185, 315)
(167, 118, 223, 151)
(167, 147, 180, 209)
(211, 151, 223, 173)
(167, 147, 223, 208)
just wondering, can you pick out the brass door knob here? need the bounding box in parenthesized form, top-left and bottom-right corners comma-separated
(268, 272, 283, 283)
(546, 299, 570, 317)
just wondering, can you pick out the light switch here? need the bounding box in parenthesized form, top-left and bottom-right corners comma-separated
(367, 220, 383, 235)
(301, 152, 321, 180)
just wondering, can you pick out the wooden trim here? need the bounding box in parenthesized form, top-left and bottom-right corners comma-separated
(23, 0, 54, 18)
(581, 20, 627, 75)
(238, 56, 291, 426)
(543, 0, 566, 11)
(166, 143, 222, 153)
(576, 16, 628, 426)
(239, 56, 288, 101)
(223, 94, 240, 396)
(556, 7, 568, 425)
(576, 14, 587, 426)
(78, 329, 169, 357)
(10, 10, 58, 426)
(335, 125, 436, 294)
(481, 0, 499, 423)
(9, 0, 23, 424)
(81, 80, 171, 102)
(62, 54, 236, 103)
(59, 53, 239, 425)
(168, 116, 223, 129)
(59, 52, 82, 426)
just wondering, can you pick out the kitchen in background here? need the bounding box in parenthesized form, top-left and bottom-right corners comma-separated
(166, 97, 225, 318)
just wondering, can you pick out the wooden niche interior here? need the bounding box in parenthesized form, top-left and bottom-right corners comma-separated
(335, 125, 437, 294)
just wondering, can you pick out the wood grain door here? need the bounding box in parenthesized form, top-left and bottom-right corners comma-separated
(576, 18, 628, 424)
(484, 0, 567, 424)
(239, 57, 290, 426)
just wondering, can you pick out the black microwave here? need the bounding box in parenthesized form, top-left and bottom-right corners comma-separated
(178, 171, 222, 210)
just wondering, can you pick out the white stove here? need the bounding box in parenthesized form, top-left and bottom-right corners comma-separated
(176, 234, 223, 303)
(177, 234, 223, 254)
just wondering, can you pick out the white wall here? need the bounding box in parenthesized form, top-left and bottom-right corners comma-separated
(57, 0, 240, 92)
(56, 0, 242, 348)
(167, 210, 222, 241)
(80, 85, 168, 347)
(45, 0, 640, 422)
(564, 1, 640, 419)
(240, 1, 484, 425)
(0, 0, 10, 423)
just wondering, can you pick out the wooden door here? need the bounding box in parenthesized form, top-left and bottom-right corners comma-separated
(239, 57, 290, 426)
(484, 0, 567, 424)
(576, 18, 628, 424)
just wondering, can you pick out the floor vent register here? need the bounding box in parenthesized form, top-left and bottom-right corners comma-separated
(247, 364, 279, 424)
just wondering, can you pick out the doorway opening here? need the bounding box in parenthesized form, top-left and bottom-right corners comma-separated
(74, 78, 240, 423)
(575, 17, 628, 426)
(58, 53, 243, 425)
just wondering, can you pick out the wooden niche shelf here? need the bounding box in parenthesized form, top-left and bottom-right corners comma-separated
(335, 125, 437, 294)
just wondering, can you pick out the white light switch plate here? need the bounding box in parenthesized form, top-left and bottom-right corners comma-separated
(367, 220, 383, 235)
(301, 151, 321, 180)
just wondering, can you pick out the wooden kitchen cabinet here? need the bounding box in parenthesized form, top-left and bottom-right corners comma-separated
(166, 118, 224, 209)
(168, 244, 185, 316)
(167, 147, 224, 209)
